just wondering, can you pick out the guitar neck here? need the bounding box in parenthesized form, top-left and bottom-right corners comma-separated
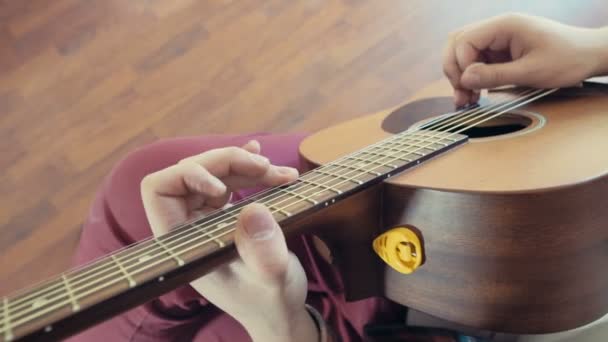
(0, 129, 467, 342)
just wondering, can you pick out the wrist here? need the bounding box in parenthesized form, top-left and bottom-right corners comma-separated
(244, 307, 319, 342)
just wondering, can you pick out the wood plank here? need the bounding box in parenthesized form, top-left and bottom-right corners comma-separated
(0, 0, 605, 303)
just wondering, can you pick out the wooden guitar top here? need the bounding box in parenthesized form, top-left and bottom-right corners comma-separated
(300, 79, 608, 193)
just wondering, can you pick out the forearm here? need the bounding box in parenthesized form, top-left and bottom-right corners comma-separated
(588, 27, 608, 77)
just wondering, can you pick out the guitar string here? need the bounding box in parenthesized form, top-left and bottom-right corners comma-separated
(0, 88, 550, 331)
(1, 88, 548, 332)
(0, 89, 537, 328)
(1, 88, 551, 331)
(1, 88, 556, 331)
(0, 100, 485, 319)
(0, 89, 538, 329)
(0, 90, 522, 315)
(0, 91, 511, 313)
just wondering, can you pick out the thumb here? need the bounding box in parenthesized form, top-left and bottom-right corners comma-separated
(460, 59, 534, 90)
(234, 203, 289, 282)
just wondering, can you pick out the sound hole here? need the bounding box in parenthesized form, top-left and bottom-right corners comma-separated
(456, 113, 531, 138)
(382, 96, 533, 139)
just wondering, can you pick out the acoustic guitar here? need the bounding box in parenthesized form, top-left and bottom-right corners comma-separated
(2, 79, 607, 341)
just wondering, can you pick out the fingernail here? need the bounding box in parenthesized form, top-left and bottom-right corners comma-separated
(278, 166, 298, 176)
(246, 140, 260, 151)
(243, 206, 276, 240)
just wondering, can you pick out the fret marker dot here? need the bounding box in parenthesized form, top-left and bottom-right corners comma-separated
(45, 325, 53, 333)
(324, 202, 328, 207)
(158, 276, 165, 282)
(331, 199, 335, 204)
(416, 160, 420, 164)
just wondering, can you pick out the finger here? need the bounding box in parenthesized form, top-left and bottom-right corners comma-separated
(455, 41, 482, 76)
(221, 165, 298, 189)
(234, 204, 289, 284)
(454, 88, 473, 108)
(147, 161, 227, 197)
(185, 190, 233, 214)
(185, 146, 298, 189)
(443, 32, 474, 107)
(185, 146, 270, 180)
(460, 58, 535, 90)
(241, 139, 261, 155)
(198, 141, 263, 209)
(230, 140, 298, 187)
(450, 14, 518, 92)
(442, 32, 464, 90)
(471, 89, 481, 104)
(142, 161, 228, 235)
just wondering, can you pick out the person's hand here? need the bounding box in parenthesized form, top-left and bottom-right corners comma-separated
(140, 141, 318, 342)
(443, 13, 608, 107)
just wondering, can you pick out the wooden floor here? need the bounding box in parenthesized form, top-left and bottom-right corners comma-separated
(0, 0, 605, 295)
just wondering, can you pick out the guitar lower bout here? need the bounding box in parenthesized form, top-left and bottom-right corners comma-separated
(298, 79, 608, 334)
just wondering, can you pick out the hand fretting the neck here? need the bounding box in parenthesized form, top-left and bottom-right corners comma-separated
(0, 127, 466, 342)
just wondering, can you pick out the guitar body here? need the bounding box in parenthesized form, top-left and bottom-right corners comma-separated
(298, 80, 608, 334)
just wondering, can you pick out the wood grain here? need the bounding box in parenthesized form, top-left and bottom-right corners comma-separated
(1, 0, 606, 298)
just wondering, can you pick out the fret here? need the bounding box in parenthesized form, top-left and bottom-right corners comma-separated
(267, 203, 292, 217)
(358, 150, 411, 165)
(154, 238, 185, 266)
(3, 297, 13, 342)
(348, 158, 386, 172)
(279, 188, 319, 205)
(331, 161, 382, 176)
(299, 178, 342, 194)
(206, 223, 229, 248)
(203, 221, 232, 247)
(346, 155, 401, 169)
(388, 136, 448, 151)
(372, 144, 427, 157)
(31, 298, 49, 309)
(400, 135, 448, 147)
(110, 255, 137, 288)
(60, 275, 80, 312)
(413, 130, 458, 142)
(384, 140, 436, 153)
(138, 254, 154, 263)
(313, 168, 364, 185)
(6, 277, 66, 312)
(216, 221, 231, 229)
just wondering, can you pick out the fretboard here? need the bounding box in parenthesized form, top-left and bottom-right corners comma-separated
(0, 129, 467, 342)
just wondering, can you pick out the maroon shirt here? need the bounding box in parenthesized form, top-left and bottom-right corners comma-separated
(67, 134, 404, 342)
